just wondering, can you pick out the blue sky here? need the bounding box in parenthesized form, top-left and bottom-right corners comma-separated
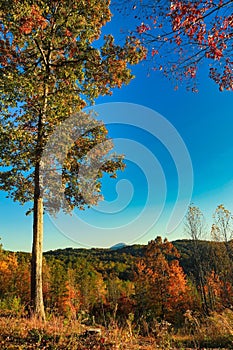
(1, 7, 233, 252)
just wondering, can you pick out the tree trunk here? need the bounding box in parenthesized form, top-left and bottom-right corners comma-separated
(31, 161, 46, 320)
(30, 74, 48, 320)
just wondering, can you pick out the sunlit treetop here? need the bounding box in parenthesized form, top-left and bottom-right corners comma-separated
(0, 0, 146, 213)
(0, 0, 146, 106)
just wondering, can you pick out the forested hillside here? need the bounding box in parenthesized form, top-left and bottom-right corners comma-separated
(1, 237, 233, 321)
(1, 236, 233, 348)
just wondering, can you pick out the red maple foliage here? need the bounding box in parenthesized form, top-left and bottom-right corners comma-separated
(117, 0, 233, 91)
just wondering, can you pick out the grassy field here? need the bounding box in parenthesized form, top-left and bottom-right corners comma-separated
(0, 310, 233, 349)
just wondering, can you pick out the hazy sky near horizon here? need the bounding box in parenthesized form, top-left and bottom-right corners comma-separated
(1, 7, 233, 252)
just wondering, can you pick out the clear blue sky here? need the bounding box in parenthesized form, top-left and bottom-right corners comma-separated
(1, 7, 233, 252)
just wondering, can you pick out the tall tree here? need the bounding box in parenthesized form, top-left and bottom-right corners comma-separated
(135, 237, 190, 325)
(0, 0, 145, 319)
(116, 0, 233, 91)
(211, 204, 233, 306)
(184, 205, 210, 313)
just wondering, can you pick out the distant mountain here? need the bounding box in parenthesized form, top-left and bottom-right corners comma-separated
(110, 243, 127, 250)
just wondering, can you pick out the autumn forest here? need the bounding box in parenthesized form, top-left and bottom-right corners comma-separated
(1, 205, 233, 348)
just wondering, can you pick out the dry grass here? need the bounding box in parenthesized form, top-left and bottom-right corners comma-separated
(173, 308, 233, 349)
(0, 316, 162, 349)
(0, 310, 233, 349)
